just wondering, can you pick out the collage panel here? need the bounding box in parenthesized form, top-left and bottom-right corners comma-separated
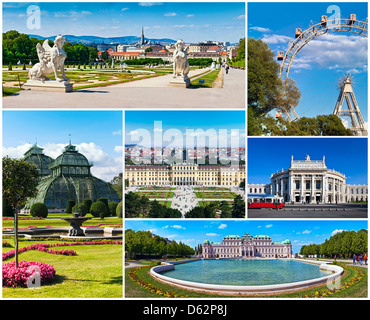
(2, 110, 123, 298)
(124, 110, 246, 219)
(125, 219, 367, 299)
(247, 137, 368, 219)
(247, 1, 367, 137)
(2, 1, 245, 109)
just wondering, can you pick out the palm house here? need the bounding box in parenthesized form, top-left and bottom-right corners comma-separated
(24, 143, 120, 209)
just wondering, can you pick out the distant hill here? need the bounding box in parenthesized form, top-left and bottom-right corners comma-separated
(28, 34, 177, 45)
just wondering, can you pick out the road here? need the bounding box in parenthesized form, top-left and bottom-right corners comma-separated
(248, 203, 368, 219)
(3, 67, 245, 109)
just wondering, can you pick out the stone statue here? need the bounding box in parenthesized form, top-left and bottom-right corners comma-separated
(172, 39, 190, 81)
(28, 34, 69, 83)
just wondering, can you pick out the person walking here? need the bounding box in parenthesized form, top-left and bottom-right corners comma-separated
(353, 253, 357, 265)
(359, 254, 363, 265)
(364, 253, 367, 265)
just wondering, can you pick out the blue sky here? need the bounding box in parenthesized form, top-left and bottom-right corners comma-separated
(3, 2, 245, 43)
(2, 110, 123, 181)
(248, 137, 368, 185)
(125, 219, 367, 254)
(248, 2, 368, 123)
(125, 110, 246, 148)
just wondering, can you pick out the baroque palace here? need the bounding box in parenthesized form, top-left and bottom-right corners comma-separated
(202, 234, 292, 259)
(248, 155, 367, 204)
(125, 163, 245, 186)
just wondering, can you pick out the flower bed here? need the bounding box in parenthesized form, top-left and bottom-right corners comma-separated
(3, 260, 56, 287)
(3, 240, 122, 261)
(129, 266, 187, 298)
(303, 266, 365, 298)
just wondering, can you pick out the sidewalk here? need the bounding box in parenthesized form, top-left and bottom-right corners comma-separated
(3, 68, 245, 109)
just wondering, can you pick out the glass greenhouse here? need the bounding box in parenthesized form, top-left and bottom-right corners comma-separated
(24, 143, 120, 209)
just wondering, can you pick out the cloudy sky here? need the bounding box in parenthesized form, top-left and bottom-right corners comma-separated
(3, 1, 245, 43)
(248, 2, 368, 122)
(125, 219, 368, 254)
(2, 110, 123, 182)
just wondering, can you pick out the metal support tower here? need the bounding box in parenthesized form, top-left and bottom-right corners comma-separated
(333, 75, 367, 136)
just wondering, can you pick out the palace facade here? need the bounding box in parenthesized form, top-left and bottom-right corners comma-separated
(248, 155, 367, 204)
(202, 234, 292, 258)
(125, 163, 245, 187)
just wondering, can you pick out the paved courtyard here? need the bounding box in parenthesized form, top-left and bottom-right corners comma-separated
(3, 68, 245, 109)
(248, 203, 368, 219)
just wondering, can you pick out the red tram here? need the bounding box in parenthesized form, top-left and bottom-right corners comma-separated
(248, 194, 285, 209)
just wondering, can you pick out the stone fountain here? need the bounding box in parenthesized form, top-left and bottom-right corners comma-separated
(62, 213, 92, 237)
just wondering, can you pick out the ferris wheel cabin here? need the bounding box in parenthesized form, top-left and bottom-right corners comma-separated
(295, 28, 302, 38)
(348, 14, 356, 25)
(320, 15, 327, 26)
(277, 51, 284, 61)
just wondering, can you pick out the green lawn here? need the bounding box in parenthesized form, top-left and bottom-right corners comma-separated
(190, 69, 221, 88)
(158, 201, 172, 208)
(3, 238, 123, 298)
(3, 215, 122, 229)
(136, 191, 174, 199)
(195, 191, 236, 199)
(125, 262, 367, 298)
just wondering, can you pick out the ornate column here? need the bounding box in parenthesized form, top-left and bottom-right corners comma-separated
(300, 174, 304, 203)
(322, 175, 326, 203)
(311, 174, 314, 203)
(289, 173, 294, 202)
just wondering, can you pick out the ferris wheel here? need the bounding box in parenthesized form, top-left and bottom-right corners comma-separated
(276, 14, 368, 122)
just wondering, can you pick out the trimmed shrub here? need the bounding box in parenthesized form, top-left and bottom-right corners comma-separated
(30, 202, 48, 218)
(90, 201, 108, 218)
(65, 200, 75, 213)
(97, 197, 108, 208)
(116, 201, 123, 218)
(82, 198, 92, 212)
(108, 201, 118, 216)
(72, 203, 88, 217)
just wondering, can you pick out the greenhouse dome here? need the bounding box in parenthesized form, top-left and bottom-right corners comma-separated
(24, 144, 54, 177)
(24, 143, 120, 209)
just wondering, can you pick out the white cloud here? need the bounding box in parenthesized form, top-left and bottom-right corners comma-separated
(186, 14, 194, 18)
(302, 230, 312, 234)
(265, 224, 273, 228)
(164, 12, 177, 17)
(138, 2, 163, 6)
(171, 225, 185, 230)
(250, 26, 270, 32)
(206, 233, 218, 236)
(112, 130, 122, 135)
(218, 224, 227, 229)
(331, 229, 345, 236)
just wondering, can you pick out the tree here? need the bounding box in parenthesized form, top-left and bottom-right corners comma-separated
(248, 38, 281, 116)
(232, 195, 245, 218)
(111, 173, 122, 199)
(2, 157, 39, 267)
